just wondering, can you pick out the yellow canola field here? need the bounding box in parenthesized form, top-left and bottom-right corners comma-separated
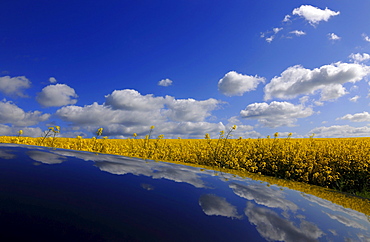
(1, 135, 370, 216)
(2, 135, 369, 195)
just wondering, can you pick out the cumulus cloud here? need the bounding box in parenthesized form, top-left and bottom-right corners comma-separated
(319, 84, 348, 101)
(264, 62, 370, 101)
(104, 121, 225, 138)
(0, 125, 43, 137)
(56, 89, 224, 137)
(349, 53, 370, 63)
(0, 76, 31, 97)
(36, 84, 78, 107)
(158, 78, 173, 87)
(328, 33, 341, 40)
(292, 5, 340, 26)
(309, 125, 370, 137)
(164, 98, 220, 122)
(290, 30, 306, 36)
(240, 101, 313, 128)
(56, 102, 163, 127)
(337, 112, 370, 122)
(105, 89, 166, 111)
(0, 100, 50, 126)
(218, 71, 265, 96)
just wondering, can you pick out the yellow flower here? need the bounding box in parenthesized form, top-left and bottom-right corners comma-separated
(232, 125, 237, 130)
(18, 130, 23, 135)
(133, 133, 137, 137)
(96, 128, 103, 136)
(205, 133, 211, 139)
(150, 126, 155, 129)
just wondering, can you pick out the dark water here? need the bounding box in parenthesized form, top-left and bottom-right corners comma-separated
(0, 144, 369, 241)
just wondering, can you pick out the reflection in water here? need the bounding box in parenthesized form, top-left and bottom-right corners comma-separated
(324, 212, 366, 230)
(230, 182, 299, 212)
(52, 149, 207, 188)
(199, 194, 242, 219)
(141, 183, 154, 191)
(1, 144, 369, 241)
(27, 150, 66, 164)
(245, 202, 323, 242)
(0, 150, 16, 160)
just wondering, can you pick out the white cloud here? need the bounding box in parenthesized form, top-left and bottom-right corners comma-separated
(309, 125, 370, 137)
(337, 112, 370, 122)
(0, 125, 43, 137)
(290, 30, 306, 36)
(0, 76, 31, 97)
(154, 122, 225, 137)
(283, 15, 291, 22)
(273, 28, 283, 34)
(349, 53, 370, 63)
(164, 98, 220, 122)
(36, 84, 78, 107)
(0, 100, 50, 126)
(363, 33, 370, 43)
(240, 101, 313, 128)
(265, 36, 274, 43)
(264, 62, 370, 101)
(49, 77, 57, 83)
(105, 89, 166, 111)
(56, 89, 224, 137)
(158, 78, 173, 87)
(349, 95, 360, 102)
(328, 33, 341, 40)
(292, 5, 340, 26)
(218, 71, 265, 96)
(320, 84, 348, 101)
(56, 102, 162, 126)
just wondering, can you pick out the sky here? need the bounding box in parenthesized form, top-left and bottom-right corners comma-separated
(1, 0, 370, 139)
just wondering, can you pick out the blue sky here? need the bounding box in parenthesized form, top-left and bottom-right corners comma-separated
(1, 0, 370, 138)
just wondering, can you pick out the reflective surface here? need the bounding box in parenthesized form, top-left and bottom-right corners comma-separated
(0, 144, 369, 241)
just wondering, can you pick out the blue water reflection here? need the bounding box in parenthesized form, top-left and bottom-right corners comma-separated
(0, 144, 369, 241)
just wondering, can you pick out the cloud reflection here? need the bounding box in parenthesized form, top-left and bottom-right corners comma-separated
(0, 149, 16, 159)
(230, 182, 299, 212)
(27, 150, 66, 164)
(199, 194, 242, 219)
(245, 202, 323, 242)
(50, 149, 207, 188)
